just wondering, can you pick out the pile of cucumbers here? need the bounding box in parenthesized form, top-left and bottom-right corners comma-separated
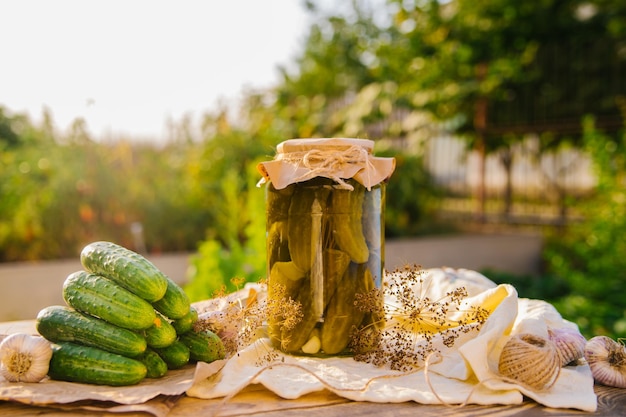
(36, 241, 225, 386)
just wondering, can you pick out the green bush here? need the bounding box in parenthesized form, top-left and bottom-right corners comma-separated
(183, 160, 267, 302)
(486, 118, 626, 340)
(0, 116, 212, 260)
(542, 117, 626, 339)
(379, 150, 446, 237)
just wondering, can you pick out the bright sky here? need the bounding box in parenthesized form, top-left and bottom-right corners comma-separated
(1, 0, 309, 141)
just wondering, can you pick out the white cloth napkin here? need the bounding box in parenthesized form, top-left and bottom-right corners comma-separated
(187, 268, 597, 412)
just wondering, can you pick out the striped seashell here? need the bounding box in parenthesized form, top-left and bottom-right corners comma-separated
(548, 327, 587, 366)
(498, 333, 561, 391)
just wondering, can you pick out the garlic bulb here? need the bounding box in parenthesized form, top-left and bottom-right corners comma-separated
(498, 333, 560, 391)
(584, 335, 626, 388)
(0, 333, 53, 383)
(548, 327, 587, 366)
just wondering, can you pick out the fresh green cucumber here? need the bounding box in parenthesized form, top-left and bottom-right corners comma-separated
(48, 342, 147, 386)
(154, 340, 190, 370)
(36, 305, 147, 357)
(139, 348, 168, 378)
(152, 275, 191, 319)
(141, 312, 177, 348)
(62, 270, 156, 330)
(172, 307, 198, 335)
(179, 330, 225, 363)
(80, 241, 168, 302)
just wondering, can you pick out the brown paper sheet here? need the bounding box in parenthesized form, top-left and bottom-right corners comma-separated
(0, 364, 195, 416)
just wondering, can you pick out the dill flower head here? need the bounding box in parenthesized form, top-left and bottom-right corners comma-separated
(266, 283, 304, 334)
(352, 265, 490, 371)
(194, 281, 270, 355)
(194, 278, 304, 364)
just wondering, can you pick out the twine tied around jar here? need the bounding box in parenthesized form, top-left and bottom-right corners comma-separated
(257, 138, 396, 190)
(276, 144, 376, 190)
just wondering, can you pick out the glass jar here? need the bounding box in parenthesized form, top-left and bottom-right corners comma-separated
(257, 138, 395, 356)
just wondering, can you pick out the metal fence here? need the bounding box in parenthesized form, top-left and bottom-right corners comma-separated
(422, 134, 596, 227)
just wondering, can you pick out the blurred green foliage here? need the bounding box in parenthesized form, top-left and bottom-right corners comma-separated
(542, 117, 626, 339)
(0, 102, 440, 308)
(2, 0, 626, 339)
(184, 157, 268, 302)
(0, 102, 280, 263)
(486, 118, 626, 341)
(378, 150, 445, 237)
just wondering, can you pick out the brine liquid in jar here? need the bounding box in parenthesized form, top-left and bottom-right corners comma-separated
(258, 138, 395, 357)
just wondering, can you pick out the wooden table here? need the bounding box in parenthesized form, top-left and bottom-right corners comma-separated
(1, 320, 625, 417)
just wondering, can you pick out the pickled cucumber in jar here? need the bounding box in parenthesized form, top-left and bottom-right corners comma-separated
(258, 138, 395, 356)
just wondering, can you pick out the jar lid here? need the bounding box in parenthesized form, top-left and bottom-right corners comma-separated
(277, 138, 374, 153)
(257, 138, 395, 190)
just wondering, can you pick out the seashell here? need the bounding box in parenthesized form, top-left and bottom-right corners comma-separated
(584, 336, 626, 388)
(548, 327, 587, 366)
(498, 333, 561, 391)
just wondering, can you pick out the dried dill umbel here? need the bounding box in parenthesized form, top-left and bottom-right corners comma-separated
(194, 279, 269, 355)
(193, 278, 304, 364)
(266, 283, 304, 334)
(351, 265, 490, 371)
